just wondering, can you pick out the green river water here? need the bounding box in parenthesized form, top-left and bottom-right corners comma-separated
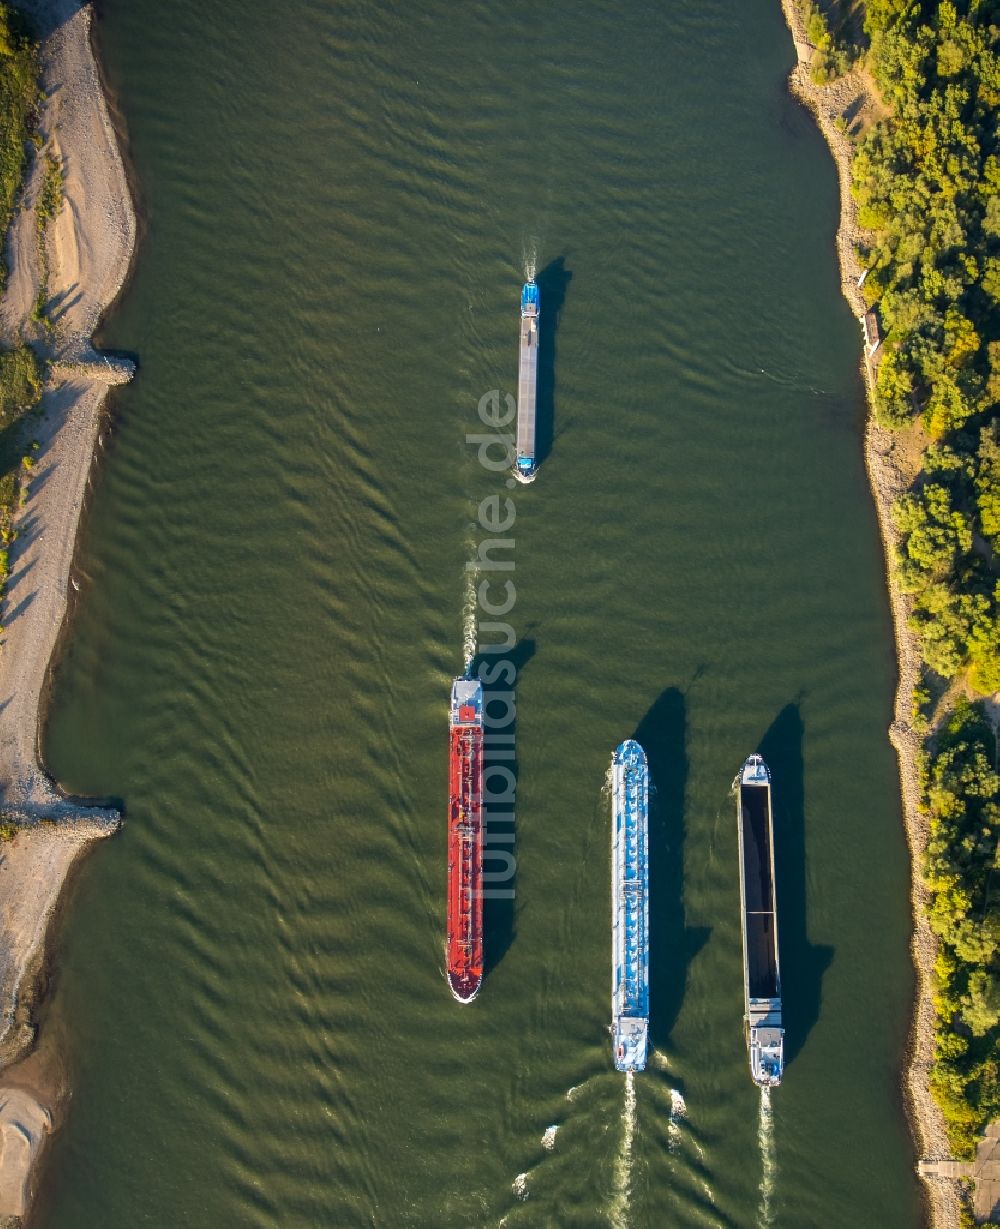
(34, 1, 922, 1225)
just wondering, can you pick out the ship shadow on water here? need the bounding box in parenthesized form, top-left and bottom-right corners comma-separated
(757, 703, 834, 1067)
(633, 687, 710, 1050)
(470, 636, 536, 978)
(534, 257, 572, 468)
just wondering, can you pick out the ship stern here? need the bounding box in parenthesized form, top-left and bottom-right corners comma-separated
(748, 1024, 784, 1087)
(612, 1017, 648, 1073)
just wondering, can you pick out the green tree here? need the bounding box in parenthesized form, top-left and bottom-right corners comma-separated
(975, 424, 1000, 551)
(893, 483, 972, 583)
(961, 970, 1000, 1037)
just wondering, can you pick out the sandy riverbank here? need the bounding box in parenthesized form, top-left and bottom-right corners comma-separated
(0, 0, 135, 1219)
(776, 3, 957, 1226)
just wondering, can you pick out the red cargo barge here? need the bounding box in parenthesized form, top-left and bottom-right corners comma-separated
(447, 677, 484, 1003)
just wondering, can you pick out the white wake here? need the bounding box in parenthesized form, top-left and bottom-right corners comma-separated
(667, 1087, 687, 1152)
(522, 241, 537, 283)
(610, 1071, 636, 1229)
(462, 567, 477, 675)
(757, 1087, 776, 1227)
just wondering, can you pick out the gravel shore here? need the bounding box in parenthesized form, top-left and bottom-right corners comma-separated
(775, 3, 958, 1226)
(0, 1, 135, 1218)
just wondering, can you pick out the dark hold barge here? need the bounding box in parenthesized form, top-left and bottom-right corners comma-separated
(736, 754, 784, 1087)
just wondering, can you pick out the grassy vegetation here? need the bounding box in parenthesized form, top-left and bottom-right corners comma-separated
(0, 2, 38, 290)
(0, 348, 38, 582)
(0, 343, 40, 427)
(0, 3, 42, 592)
(32, 145, 62, 332)
(36, 147, 62, 226)
(0, 342, 42, 558)
(811, 0, 1000, 1171)
(0, 342, 42, 560)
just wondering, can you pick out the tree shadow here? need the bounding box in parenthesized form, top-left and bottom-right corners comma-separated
(21, 461, 56, 500)
(0, 416, 30, 481)
(471, 636, 536, 978)
(2, 589, 37, 624)
(844, 93, 866, 127)
(534, 257, 572, 467)
(7, 512, 41, 568)
(633, 686, 710, 1050)
(757, 703, 834, 1067)
(5, 554, 37, 594)
(19, 1, 86, 41)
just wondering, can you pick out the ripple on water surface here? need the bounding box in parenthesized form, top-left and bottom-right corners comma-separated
(36, 0, 921, 1226)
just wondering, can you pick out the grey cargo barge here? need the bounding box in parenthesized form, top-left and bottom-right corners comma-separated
(514, 280, 539, 482)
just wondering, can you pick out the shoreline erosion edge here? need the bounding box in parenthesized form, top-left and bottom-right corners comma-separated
(0, 0, 136, 1220)
(776, 3, 957, 1227)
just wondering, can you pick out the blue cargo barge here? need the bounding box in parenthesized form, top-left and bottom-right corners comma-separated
(611, 739, 649, 1072)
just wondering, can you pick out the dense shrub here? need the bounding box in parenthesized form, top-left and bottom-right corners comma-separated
(854, 3, 998, 438)
(842, 2, 1000, 1158)
(922, 702, 1000, 1157)
(894, 482, 973, 585)
(851, 2, 1000, 694)
(801, 0, 860, 82)
(975, 423, 1000, 551)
